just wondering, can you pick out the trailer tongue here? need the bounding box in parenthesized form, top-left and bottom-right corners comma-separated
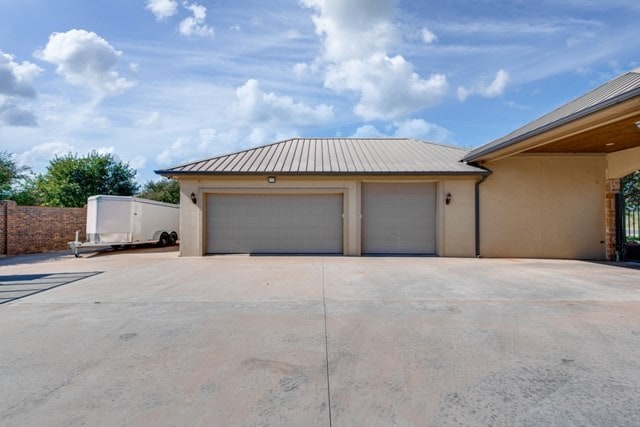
(68, 195, 179, 257)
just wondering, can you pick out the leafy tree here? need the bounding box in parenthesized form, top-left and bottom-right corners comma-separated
(621, 171, 640, 210)
(0, 151, 31, 200)
(136, 179, 180, 204)
(36, 151, 139, 207)
(8, 177, 41, 206)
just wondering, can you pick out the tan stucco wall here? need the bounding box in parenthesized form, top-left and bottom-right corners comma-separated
(439, 180, 477, 257)
(606, 145, 640, 179)
(176, 174, 480, 257)
(479, 155, 606, 259)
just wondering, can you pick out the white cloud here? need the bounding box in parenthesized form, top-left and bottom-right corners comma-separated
(0, 50, 43, 98)
(156, 136, 190, 165)
(229, 79, 333, 126)
(179, 2, 214, 37)
(137, 111, 162, 128)
(352, 119, 454, 143)
(301, 0, 447, 121)
(457, 69, 509, 101)
(36, 29, 136, 95)
(325, 54, 447, 120)
(197, 128, 216, 150)
(17, 141, 74, 166)
(302, 0, 398, 62)
(351, 124, 386, 138)
(420, 27, 437, 44)
(129, 156, 147, 170)
(146, 0, 178, 21)
(0, 99, 37, 127)
(95, 146, 115, 155)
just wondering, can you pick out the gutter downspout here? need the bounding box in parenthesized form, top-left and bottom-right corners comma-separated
(475, 172, 491, 258)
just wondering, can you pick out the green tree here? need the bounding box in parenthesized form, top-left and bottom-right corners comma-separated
(622, 171, 640, 210)
(0, 151, 31, 200)
(136, 178, 180, 204)
(36, 151, 139, 207)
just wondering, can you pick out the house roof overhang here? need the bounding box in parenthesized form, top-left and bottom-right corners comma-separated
(463, 68, 640, 164)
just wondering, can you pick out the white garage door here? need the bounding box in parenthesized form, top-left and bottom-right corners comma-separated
(362, 183, 436, 254)
(207, 194, 343, 254)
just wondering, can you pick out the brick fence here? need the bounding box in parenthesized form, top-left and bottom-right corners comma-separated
(0, 200, 87, 256)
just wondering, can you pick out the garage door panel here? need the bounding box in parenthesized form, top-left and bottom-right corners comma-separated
(207, 194, 343, 254)
(362, 183, 436, 254)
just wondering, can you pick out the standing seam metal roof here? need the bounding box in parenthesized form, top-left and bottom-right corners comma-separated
(156, 138, 487, 175)
(462, 67, 640, 162)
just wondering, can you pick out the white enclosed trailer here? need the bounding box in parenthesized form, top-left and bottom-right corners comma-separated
(69, 195, 179, 256)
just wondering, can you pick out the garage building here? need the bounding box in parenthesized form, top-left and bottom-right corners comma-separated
(157, 138, 487, 256)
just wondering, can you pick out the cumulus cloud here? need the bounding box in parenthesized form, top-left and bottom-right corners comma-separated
(325, 54, 447, 120)
(179, 2, 214, 37)
(0, 99, 38, 127)
(0, 50, 43, 98)
(17, 141, 74, 166)
(457, 69, 509, 101)
(36, 29, 136, 95)
(146, 0, 178, 21)
(229, 79, 333, 126)
(352, 118, 454, 143)
(420, 27, 437, 44)
(301, 0, 447, 121)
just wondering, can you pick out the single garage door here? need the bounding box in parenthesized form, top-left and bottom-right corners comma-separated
(362, 183, 436, 254)
(207, 194, 343, 254)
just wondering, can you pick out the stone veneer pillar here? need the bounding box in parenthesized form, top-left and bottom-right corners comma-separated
(604, 178, 620, 260)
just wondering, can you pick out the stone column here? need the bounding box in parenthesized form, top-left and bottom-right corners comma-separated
(604, 178, 620, 260)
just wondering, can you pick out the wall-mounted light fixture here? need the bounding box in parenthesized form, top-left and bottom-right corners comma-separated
(268, 176, 276, 184)
(445, 192, 452, 205)
(635, 120, 640, 130)
(190, 192, 197, 204)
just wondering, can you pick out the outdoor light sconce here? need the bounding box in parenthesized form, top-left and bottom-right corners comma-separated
(268, 176, 276, 184)
(190, 192, 197, 204)
(445, 192, 452, 205)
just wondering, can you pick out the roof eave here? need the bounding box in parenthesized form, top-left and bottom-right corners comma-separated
(462, 87, 640, 163)
(155, 170, 490, 177)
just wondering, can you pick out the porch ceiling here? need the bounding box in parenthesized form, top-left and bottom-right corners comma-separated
(524, 111, 640, 154)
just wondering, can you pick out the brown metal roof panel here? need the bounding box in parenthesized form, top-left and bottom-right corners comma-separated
(264, 141, 284, 171)
(339, 139, 358, 172)
(288, 139, 304, 172)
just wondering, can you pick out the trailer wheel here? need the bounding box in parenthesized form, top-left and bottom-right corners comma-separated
(169, 232, 178, 245)
(158, 232, 170, 247)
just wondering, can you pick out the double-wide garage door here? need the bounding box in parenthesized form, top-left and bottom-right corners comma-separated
(362, 183, 436, 254)
(207, 194, 343, 254)
(206, 183, 436, 255)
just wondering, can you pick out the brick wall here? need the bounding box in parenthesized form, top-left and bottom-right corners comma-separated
(0, 200, 86, 256)
(604, 178, 620, 261)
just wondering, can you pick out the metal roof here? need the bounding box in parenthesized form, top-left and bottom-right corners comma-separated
(463, 67, 640, 162)
(156, 138, 487, 176)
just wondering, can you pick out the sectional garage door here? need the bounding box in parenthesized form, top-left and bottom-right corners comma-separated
(207, 194, 343, 254)
(362, 183, 436, 254)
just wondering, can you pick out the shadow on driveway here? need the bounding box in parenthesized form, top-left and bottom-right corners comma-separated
(0, 272, 102, 305)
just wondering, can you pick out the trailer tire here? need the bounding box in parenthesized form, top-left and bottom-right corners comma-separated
(169, 232, 178, 245)
(158, 232, 170, 247)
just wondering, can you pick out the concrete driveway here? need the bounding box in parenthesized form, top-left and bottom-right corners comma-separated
(1, 250, 639, 426)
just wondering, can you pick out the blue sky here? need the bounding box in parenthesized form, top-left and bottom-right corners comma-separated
(1, 0, 639, 183)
